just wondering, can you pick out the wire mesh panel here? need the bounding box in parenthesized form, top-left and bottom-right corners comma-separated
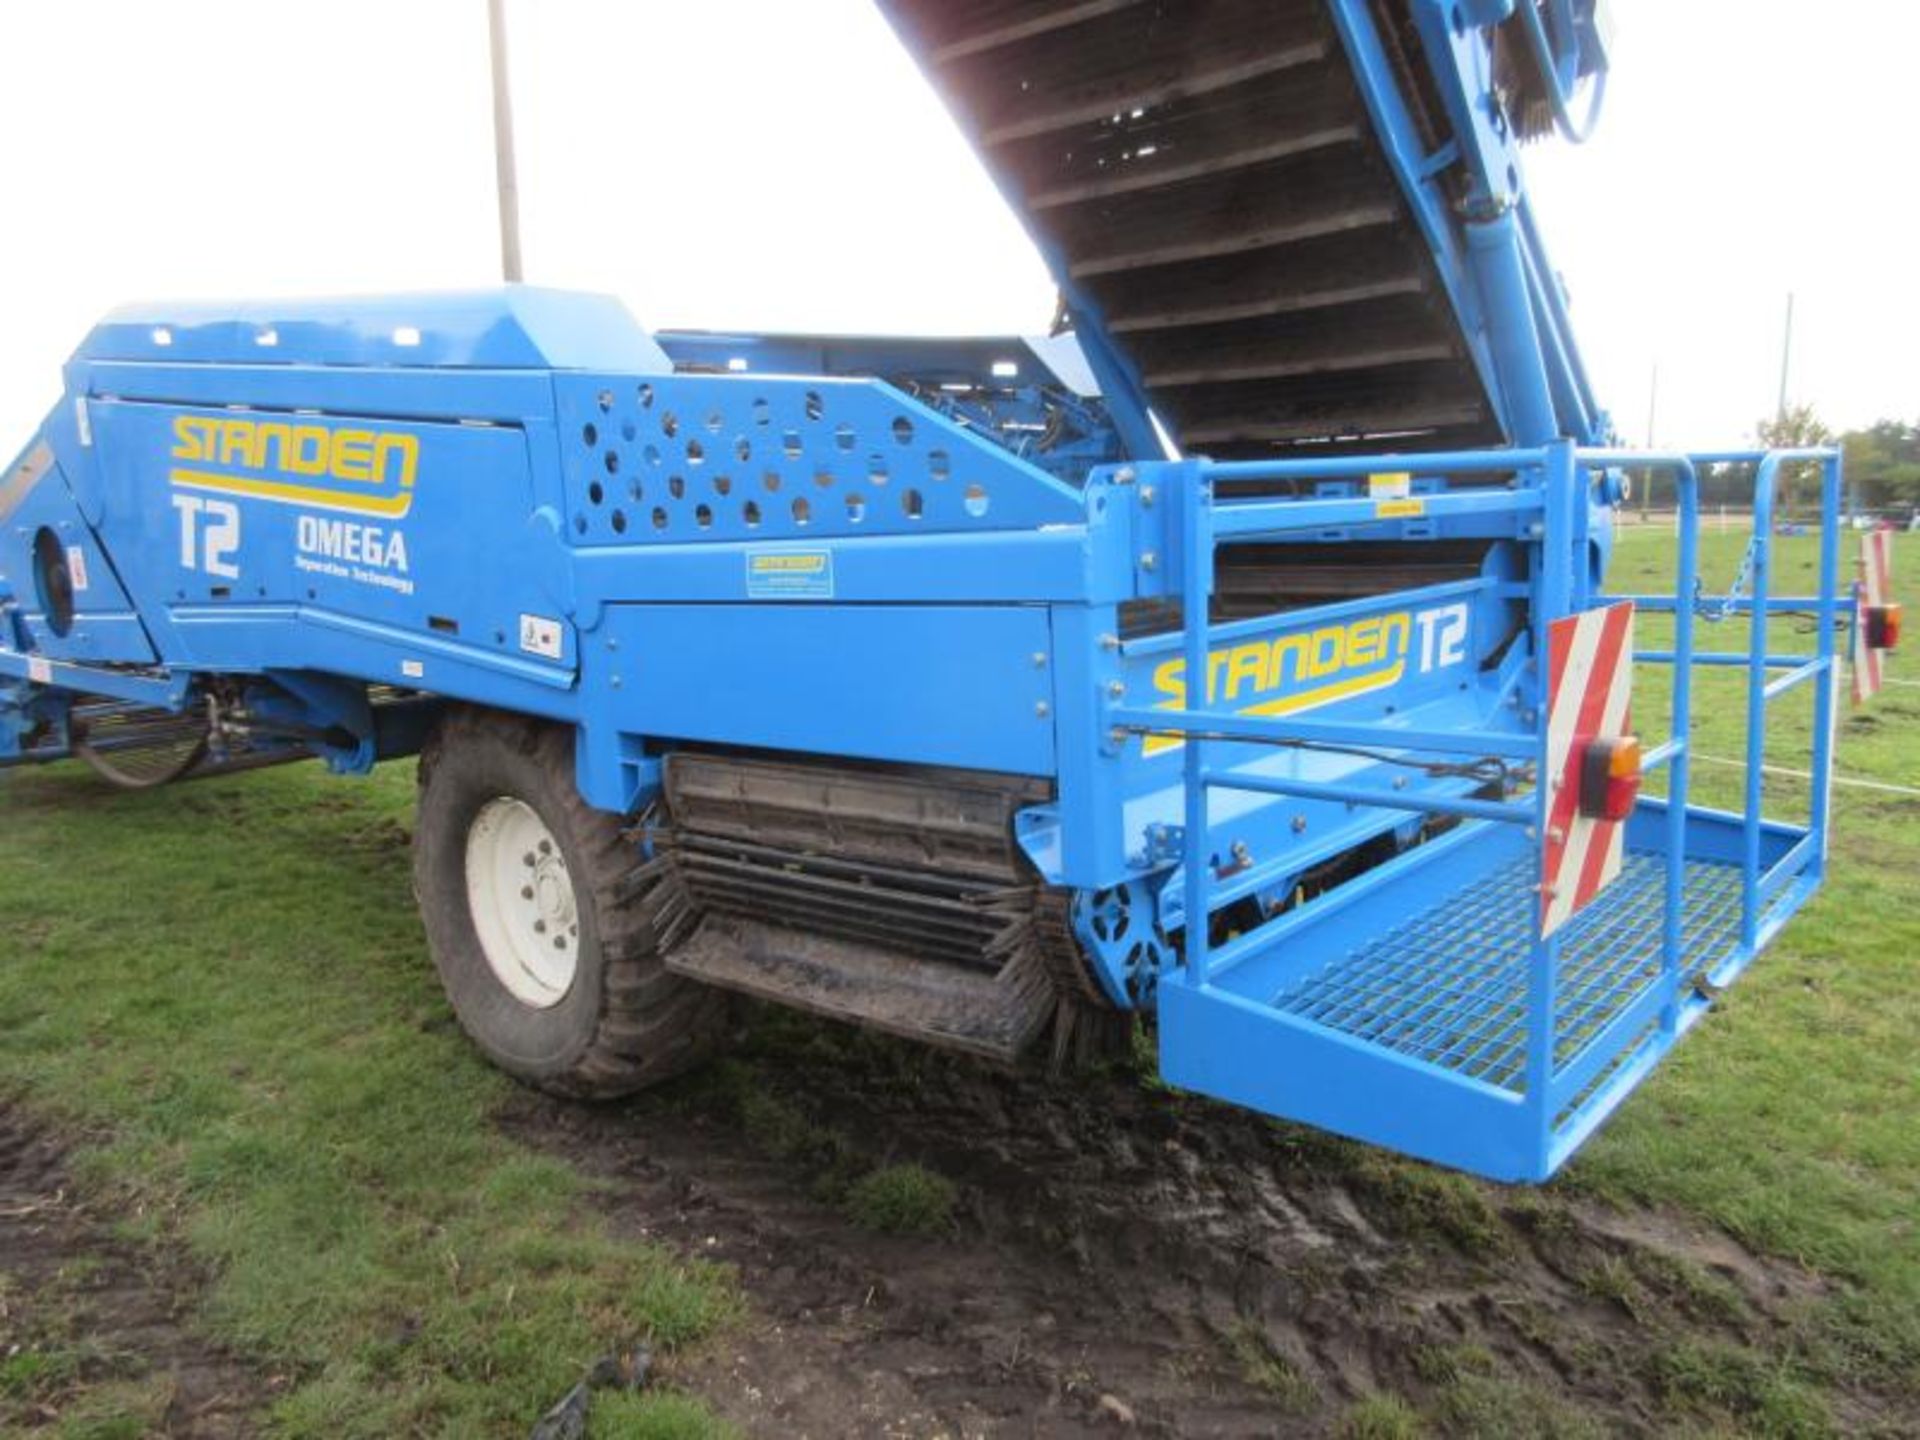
(1269, 851, 1745, 1093)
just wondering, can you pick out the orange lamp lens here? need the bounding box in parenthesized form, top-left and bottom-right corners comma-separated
(1868, 602, 1902, 651)
(1578, 735, 1642, 822)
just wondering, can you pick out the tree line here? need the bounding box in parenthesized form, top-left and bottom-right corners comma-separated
(1632, 405, 1919, 518)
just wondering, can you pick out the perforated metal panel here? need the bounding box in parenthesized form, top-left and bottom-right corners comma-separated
(552, 373, 1084, 547)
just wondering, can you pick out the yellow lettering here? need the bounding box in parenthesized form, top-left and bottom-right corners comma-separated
(371, 432, 418, 488)
(1268, 633, 1310, 690)
(331, 430, 375, 484)
(1379, 612, 1410, 660)
(1222, 643, 1267, 702)
(251, 421, 293, 474)
(1306, 626, 1344, 678)
(170, 415, 212, 463)
(289, 425, 329, 476)
(1153, 657, 1186, 709)
(1346, 617, 1383, 667)
(217, 419, 256, 467)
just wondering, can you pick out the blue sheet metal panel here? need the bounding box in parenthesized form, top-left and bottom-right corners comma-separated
(0, 443, 157, 664)
(75, 287, 670, 373)
(156, 606, 579, 719)
(1325, 0, 1505, 433)
(549, 373, 1085, 550)
(1159, 973, 1539, 1181)
(590, 602, 1056, 778)
(72, 362, 559, 432)
(566, 525, 1120, 609)
(1622, 803, 1802, 871)
(82, 398, 577, 683)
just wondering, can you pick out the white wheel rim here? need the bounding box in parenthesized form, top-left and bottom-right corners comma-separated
(464, 797, 580, 1008)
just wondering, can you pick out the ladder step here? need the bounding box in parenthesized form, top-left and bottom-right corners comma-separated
(929, 0, 1146, 64)
(665, 918, 1055, 1063)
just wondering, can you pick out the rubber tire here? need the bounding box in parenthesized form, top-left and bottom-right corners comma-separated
(413, 707, 726, 1097)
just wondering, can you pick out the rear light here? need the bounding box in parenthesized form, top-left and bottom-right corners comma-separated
(1577, 735, 1642, 822)
(1867, 602, 1902, 651)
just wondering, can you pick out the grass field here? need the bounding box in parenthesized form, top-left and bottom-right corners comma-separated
(0, 523, 1913, 1437)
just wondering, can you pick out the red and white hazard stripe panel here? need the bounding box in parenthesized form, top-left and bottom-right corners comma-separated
(1852, 529, 1897, 705)
(1542, 602, 1638, 938)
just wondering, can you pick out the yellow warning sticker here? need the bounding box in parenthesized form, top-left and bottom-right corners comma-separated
(1375, 498, 1425, 519)
(1367, 471, 1413, 499)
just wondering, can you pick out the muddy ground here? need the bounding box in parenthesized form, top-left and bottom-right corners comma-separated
(502, 1010, 1900, 1439)
(0, 1105, 267, 1436)
(1, 1017, 1904, 1438)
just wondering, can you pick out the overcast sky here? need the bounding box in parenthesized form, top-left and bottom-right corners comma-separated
(1, 1, 1911, 454)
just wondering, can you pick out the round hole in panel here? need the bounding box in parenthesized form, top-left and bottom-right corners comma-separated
(686, 439, 705, 466)
(662, 411, 680, 439)
(845, 492, 866, 523)
(868, 453, 889, 485)
(901, 488, 924, 520)
(743, 500, 761, 527)
(804, 390, 824, 422)
(603, 450, 619, 475)
(735, 436, 751, 463)
(587, 481, 605, 506)
(781, 430, 803, 460)
(596, 389, 614, 413)
(713, 475, 733, 497)
(791, 496, 812, 525)
(611, 509, 628, 534)
(651, 507, 669, 531)
(929, 449, 950, 481)
(892, 416, 914, 445)
(963, 484, 990, 518)
(638, 383, 655, 410)
(668, 475, 685, 499)
(751, 398, 770, 427)
(695, 504, 713, 529)
(762, 471, 782, 493)
(834, 423, 855, 452)
(814, 469, 834, 489)
(582, 423, 598, 448)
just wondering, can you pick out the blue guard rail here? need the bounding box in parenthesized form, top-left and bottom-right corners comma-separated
(1109, 443, 1842, 1182)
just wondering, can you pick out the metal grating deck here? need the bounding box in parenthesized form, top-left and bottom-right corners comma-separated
(1269, 852, 1745, 1093)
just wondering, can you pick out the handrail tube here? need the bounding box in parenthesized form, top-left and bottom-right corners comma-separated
(1198, 447, 1547, 483)
(1180, 463, 1214, 987)
(1105, 704, 1539, 760)
(1636, 650, 1817, 669)
(1609, 596, 1832, 616)
(1641, 737, 1685, 773)
(1807, 455, 1843, 879)
(1741, 457, 1780, 947)
(1209, 488, 1540, 539)
(1762, 657, 1830, 702)
(1201, 769, 1532, 825)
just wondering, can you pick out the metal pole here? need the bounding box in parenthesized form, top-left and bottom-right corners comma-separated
(488, 0, 525, 283)
(1642, 360, 1658, 517)
(1775, 292, 1794, 421)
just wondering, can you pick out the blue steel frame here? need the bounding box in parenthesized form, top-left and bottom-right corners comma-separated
(1116, 443, 1842, 1180)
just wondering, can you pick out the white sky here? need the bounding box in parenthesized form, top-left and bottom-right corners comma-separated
(1, 1, 1911, 453)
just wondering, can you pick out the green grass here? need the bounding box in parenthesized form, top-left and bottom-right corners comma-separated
(840, 1162, 958, 1235)
(0, 764, 736, 1437)
(0, 519, 1913, 1435)
(1560, 522, 1920, 1417)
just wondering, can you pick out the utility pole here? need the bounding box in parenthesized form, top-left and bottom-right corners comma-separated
(1642, 359, 1658, 517)
(488, 0, 524, 283)
(1775, 291, 1794, 421)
